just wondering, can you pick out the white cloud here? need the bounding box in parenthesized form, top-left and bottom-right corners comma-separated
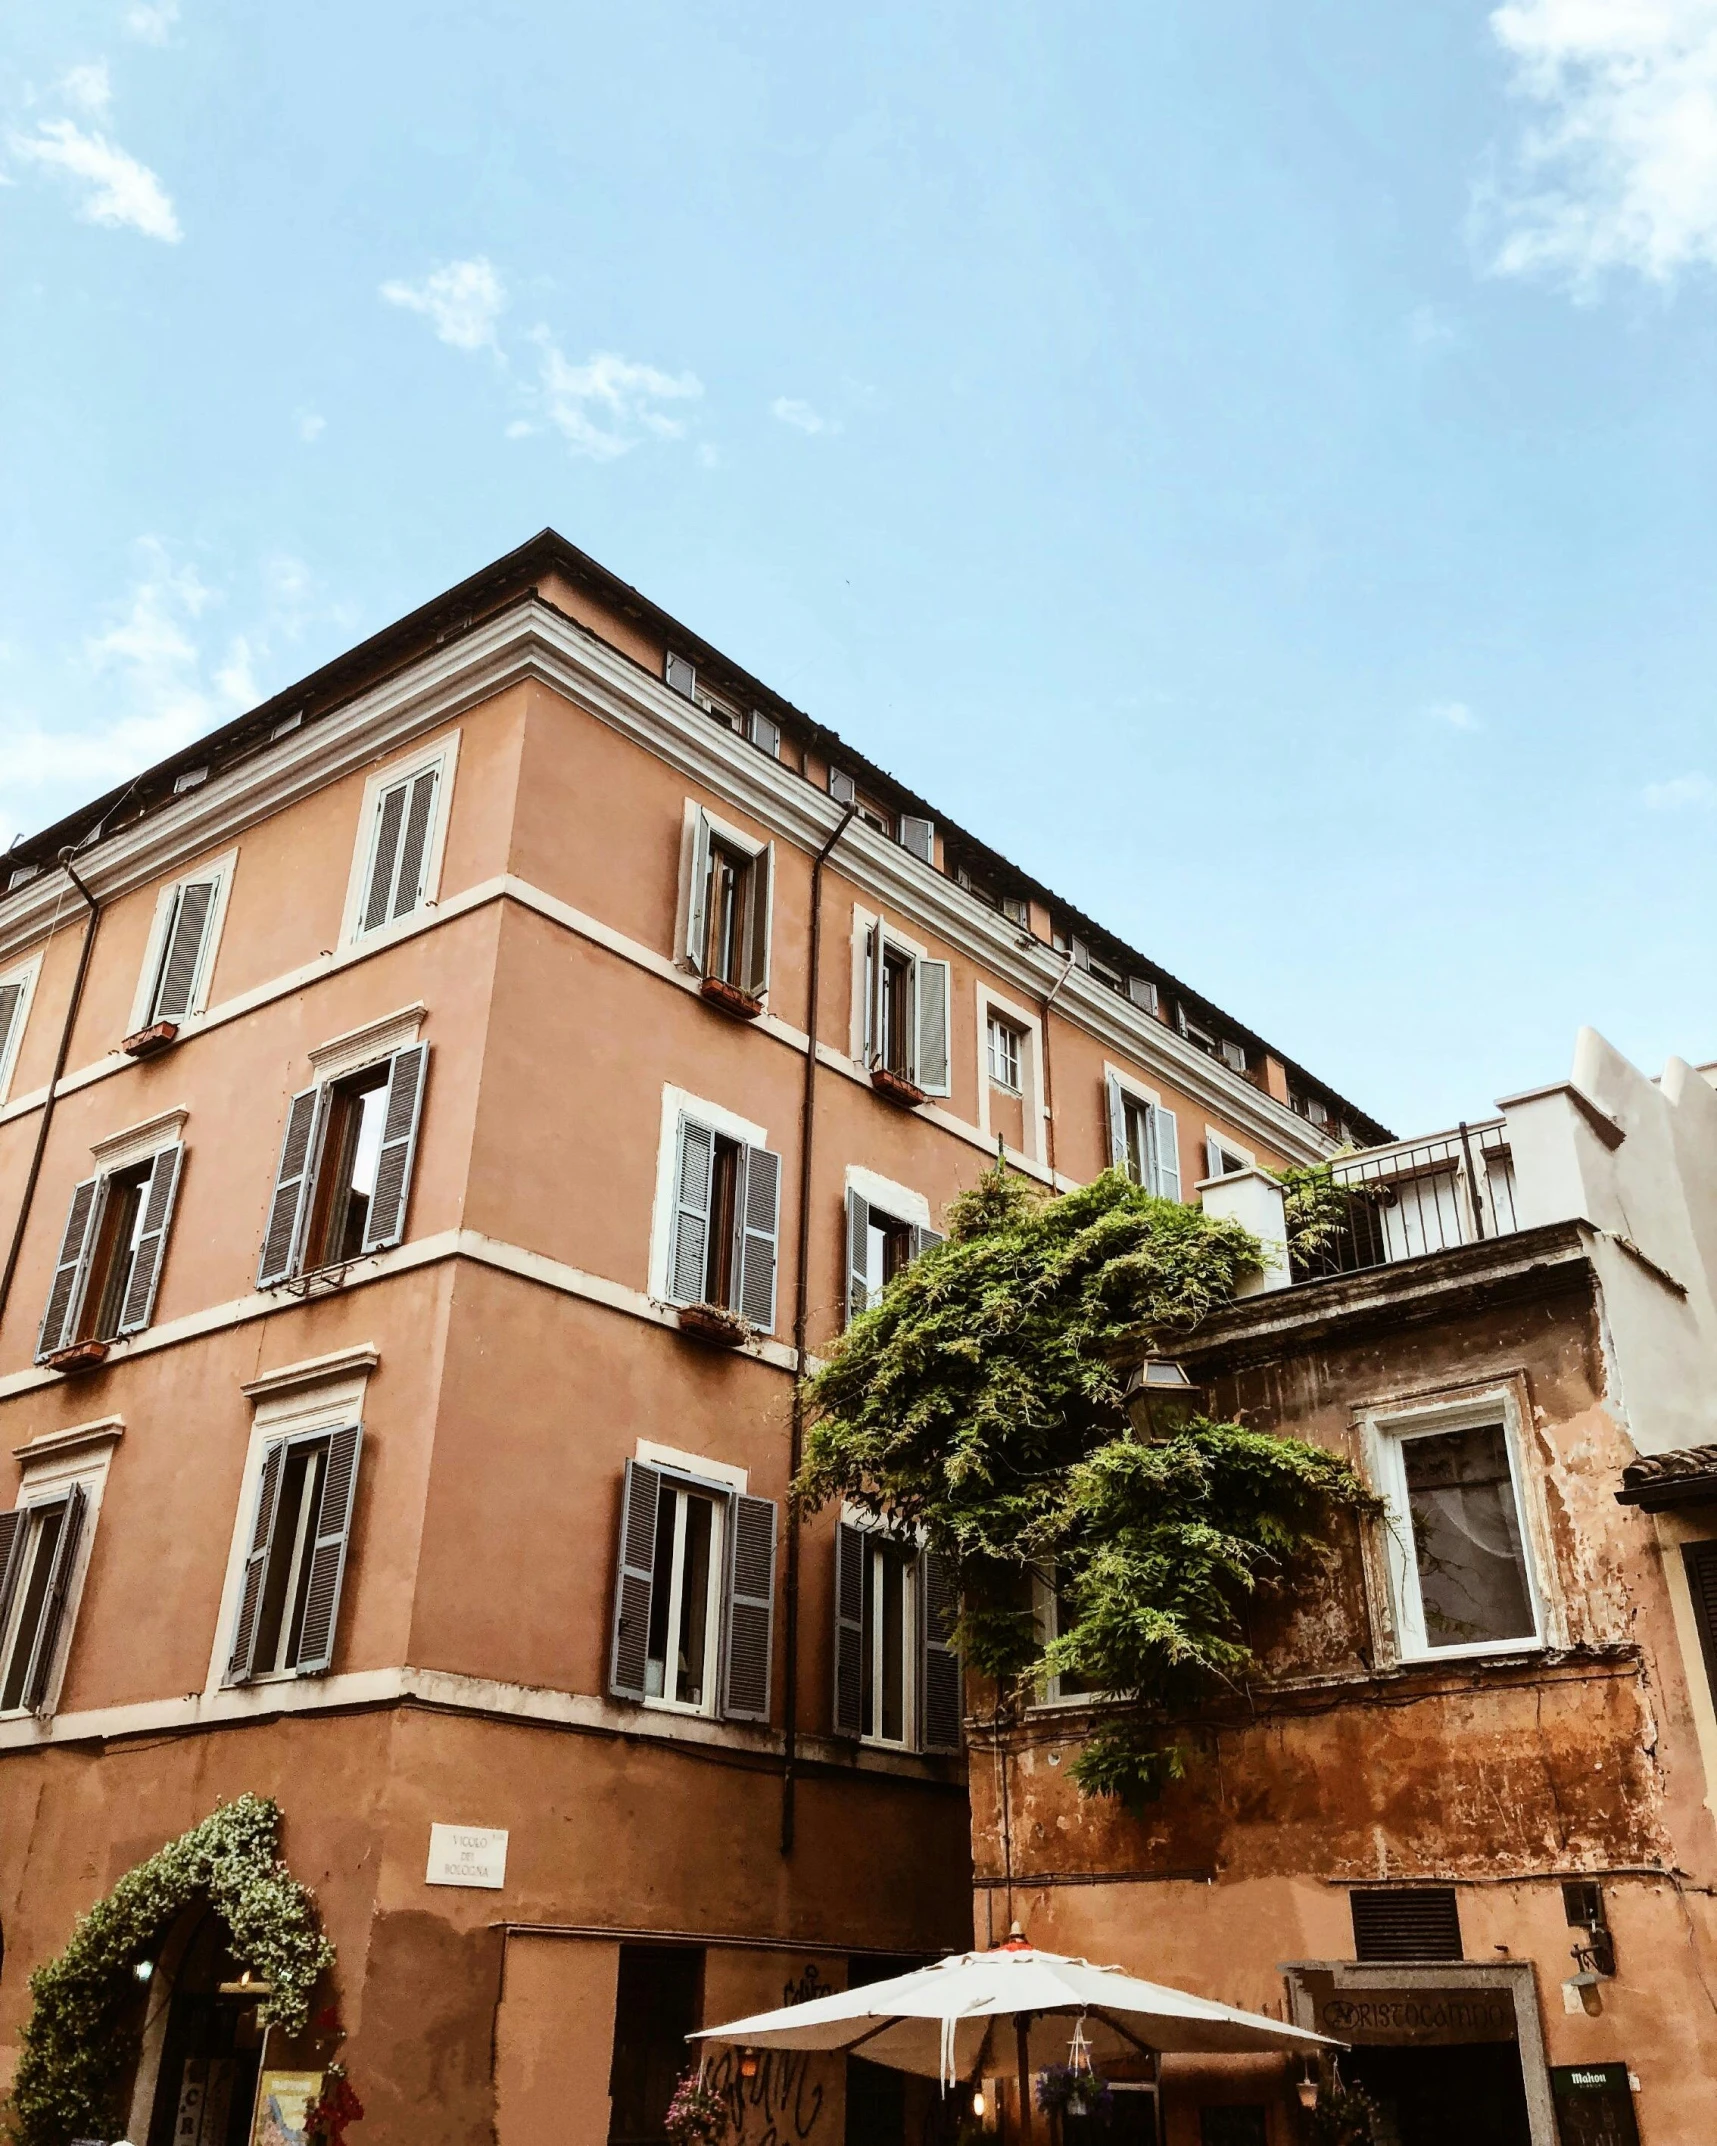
(61, 62, 112, 117)
(1429, 700, 1482, 731)
(1487, 1, 1717, 285)
(10, 117, 180, 242)
(1642, 770, 1717, 807)
(1408, 303, 1460, 349)
(125, 0, 180, 41)
(381, 256, 506, 352)
(531, 336, 703, 459)
(296, 412, 326, 443)
(771, 396, 841, 435)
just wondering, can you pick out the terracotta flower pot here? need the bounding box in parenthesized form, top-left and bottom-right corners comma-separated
(46, 1339, 110, 1374)
(869, 1064, 927, 1110)
(698, 976, 764, 1021)
(676, 1302, 750, 1349)
(121, 1020, 180, 1059)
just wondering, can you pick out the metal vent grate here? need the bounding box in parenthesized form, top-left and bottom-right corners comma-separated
(1350, 1887, 1463, 1962)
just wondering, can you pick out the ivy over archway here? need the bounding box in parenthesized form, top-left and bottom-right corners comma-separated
(8, 1793, 334, 2146)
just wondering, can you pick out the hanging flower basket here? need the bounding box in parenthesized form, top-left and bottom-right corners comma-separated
(677, 1302, 751, 1349)
(699, 977, 764, 1022)
(121, 1020, 180, 1058)
(1035, 2064, 1112, 2121)
(45, 1339, 110, 1375)
(869, 1065, 927, 1110)
(665, 2070, 729, 2146)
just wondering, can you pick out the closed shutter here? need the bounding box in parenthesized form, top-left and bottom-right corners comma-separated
(829, 768, 856, 806)
(685, 809, 713, 971)
(1151, 1105, 1181, 1202)
(1682, 1541, 1717, 1706)
(361, 1044, 429, 1253)
(150, 878, 216, 1022)
(610, 1459, 663, 1701)
(392, 769, 439, 923)
(722, 1494, 778, 1722)
(1105, 1073, 1128, 1174)
(293, 1426, 362, 1674)
(360, 780, 409, 934)
(22, 1484, 86, 1714)
(667, 652, 697, 698)
(748, 711, 781, 758)
(117, 1142, 184, 1334)
(737, 1144, 781, 1332)
(670, 1119, 714, 1305)
(257, 1087, 323, 1287)
(846, 1189, 872, 1325)
(833, 1520, 866, 1737)
(743, 844, 773, 999)
(914, 959, 951, 1095)
(225, 1440, 287, 1685)
(919, 1546, 963, 1754)
(0, 1510, 25, 1659)
(898, 816, 934, 864)
(0, 978, 23, 1080)
(37, 1177, 102, 1361)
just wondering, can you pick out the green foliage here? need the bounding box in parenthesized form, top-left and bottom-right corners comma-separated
(1278, 1156, 1356, 1275)
(798, 1166, 1378, 1804)
(9, 1794, 334, 2146)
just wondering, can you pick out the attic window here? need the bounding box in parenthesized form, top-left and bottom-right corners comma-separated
(7, 866, 40, 892)
(173, 768, 210, 795)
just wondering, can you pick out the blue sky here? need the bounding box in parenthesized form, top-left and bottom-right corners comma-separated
(4, 1, 1717, 1135)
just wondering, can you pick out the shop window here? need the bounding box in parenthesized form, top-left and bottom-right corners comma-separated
(609, 1945, 704, 2146)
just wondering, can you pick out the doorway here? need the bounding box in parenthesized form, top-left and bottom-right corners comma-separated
(1344, 2042, 1532, 2146)
(143, 1910, 268, 2146)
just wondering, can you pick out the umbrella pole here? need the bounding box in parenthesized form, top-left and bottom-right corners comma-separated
(1016, 2014, 1034, 2146)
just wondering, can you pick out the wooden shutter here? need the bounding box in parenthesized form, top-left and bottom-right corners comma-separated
(1205, 1135, 1225, 1183)
(293, 1426, 362, 1674)
(846, 1189, 872, 1326)
(748, 710, 781, 758)
(684, 809, 713, 971)
(833, 1520, 866, 1737)
(743, 844, 773, 999)
(361, 1044, 429, 1253)
(0, 978, 23, 1080)
(1151, 1106, 1181, 1201)
(919, 1545, 963, 1754)
(911, 1223, 943, 1260)
(829, 768, 856, 806)
(258, 1086, 323, 1286)
(391, 768, 439, 922)
(361, 780, 409, 934)
(0, 1510, 25, 1663)
(21, 1485, 86, 1714)
(117, 1143, 184, 1335)
(722, 1493, 778, 1722)
(898, 815, 934, 864)
(667, 652, 697, 697)
(914, 959, 951, 1094)
(1683, 1541, 1717, 1707)
(609, 1459, 663, 1701)
(150, 878, 216, 1021)
(36, 1176, 101, 1361)
(863, 924, 882, 1063)
(670, 1119, 714, 1305)
(226, 1440, 287, 1685)
(1105, 1073, 1128, 1174)
(737, 1144, 781, 1332)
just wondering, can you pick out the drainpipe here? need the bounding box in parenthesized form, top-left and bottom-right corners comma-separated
(0, 855, 101, 1338)
(1037, 947, 1076, 1187)
(781, 804, 855, 1859)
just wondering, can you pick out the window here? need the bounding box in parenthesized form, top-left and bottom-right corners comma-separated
(1205, 1135, 1249, 1180)
(898, 815, 934, 864)
(1372, 1411, 1539, 1660)
(987, 1016, 1022, 1093)
(346, 739, 456, 943)
(225, 1427, 362, 1684)
(1031, 1569, 1094, 1704)
(684, 809, 771, 998)
(863, 925, 951, 1095)
(1104, 1075, 1180, 1200)
(833, 1519, 961, 1752)
(1350, 1887, 1463, 1963)
(845, 1188, 941, 1323)
(666, 1116, 780, 1329)
(0, 954, 40, 1105)
(1682, 1540, 1717, 1712)
(135, 859, 231, 1030)
(608, 1459, 778, 1722)
(0, 1487, 86, 1714)
(36, 1143, 184, 1362)
(830, 769, 892, 836)
(257, 1045, 427, 1286)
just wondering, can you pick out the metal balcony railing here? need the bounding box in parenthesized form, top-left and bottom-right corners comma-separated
(1286, 1119, 1519, 1284)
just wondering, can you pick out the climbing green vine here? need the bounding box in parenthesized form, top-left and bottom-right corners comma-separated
(8, 1794, 334, 2146)
(798, 1166, 1379, 1803)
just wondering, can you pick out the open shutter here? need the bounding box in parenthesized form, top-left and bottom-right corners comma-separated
(1205, 1135, 1225, 1184)
(258, 1086, 323, 1287)
(117, 1143, 184, 1335)
(293, 1426, 362, 1674)
(670, 1119, 714, 1305)
(737, 1144, 781, 1332)
(392, 768, 439, 922)
(743, 844, 773, 999)
(898, 815, 934, 864)
(829, 768, 856, 806)
(722, 1493, 778, 1722)
(361, 781, 409, 934)
(1105, 1073, 1128, 1174)
(361, 1044, 429, 1253)
(833, 1520, 866, 1737)
(914, 959, 951, 1095)
(911, 1223, 943, 1260)
(1152, 1107, 1181, 1201)
(37, 1177, 101, 1362)
(846, 1189, 872, 1326)
(919, 1546, 963, 1754)
(225, 1441, 286, 1685)
(610, 1459, 663, 1701)
(0, 978, 24, 1078)
(1684, 1542, 1717, 1706)
(151, 878, 216, 1022)
(0, 1510, 25, 1660)
(684, 809, 713, 972)
(666, 652, 697, 698)
(22, 1485, 86, 1714)
(864, 925, 883, 1063)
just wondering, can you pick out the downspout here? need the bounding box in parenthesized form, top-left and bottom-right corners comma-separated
(781, 803, 856, 1857)
(1037, 947, 1076, 1187)
(0, 856, 101, 1336)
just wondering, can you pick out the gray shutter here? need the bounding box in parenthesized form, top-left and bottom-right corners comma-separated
(391, 768, 438, 923)
(919, 1546, 963, 1754)
(1683, 1542, 1717, 1706)
(361, 1044, 428, 1253)
(737, 1144, 780, 1332)
(865, 926, 883, 1064)
(117, 1142, 184, 1335)
(666, 652, 697, 697)
(722, 1493, 778, 1722)
(1105, 1073, 1128, 1174)
(226, 1440, 286, 1685)
(833, 1521, 866, 1737)
(743, 844, 773, 999)
(898, 815, 934, 864)
(684, 810, 713, 971)
(1205, 1135, 1224, 1183)
(0, 979, 23, 1077)
(748, 711, 781, 759)
(258, 1086, 322, 1286)
(1151, 1106, 1180, 1200)
(915, 959, 950, 1094)
(293, 1426, 362, 1674)
(846, 1189, 872, 1326)
(22, 1485, 86, 1714)
(0, 1510, 25, 1663)
(37, 1177, 101, 1361)
(671, 1119, 714, 1305)
(361, 780, 409, 934)
(829, 768, 856, 806)
(911, 1223, 943, 1260)
(1127, 977, 1158, 1014)
(610, 1459, 663, 1701)
(151, 878, 216, 1022)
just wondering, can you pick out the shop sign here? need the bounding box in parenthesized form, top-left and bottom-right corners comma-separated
(1549, 2063, 1640, 2146)
(425, 1822, 508, 1889)
(249, 2070, 324, 2146)
(1314, 1988, 1517, 2044)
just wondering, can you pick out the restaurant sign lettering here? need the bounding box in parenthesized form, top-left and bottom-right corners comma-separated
(1315, 1989, 1517, 2044)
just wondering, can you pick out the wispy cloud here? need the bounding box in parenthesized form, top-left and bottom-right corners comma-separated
(1642, 770, 1717, 808)
(1486, 1, 1717, 286)
(1408, 303, 1460, 350)
(1429, 700, 1482, 731)
(125, 0, 180, 42)
(381, 256, 506, 352)
(61, 62, 112, 117)
(771, 395, 841, 436)
(10, 116, 180, 241)
(296, 412, 326, 444)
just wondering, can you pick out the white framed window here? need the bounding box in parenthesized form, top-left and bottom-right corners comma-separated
(127, 851, 236, 1034)
(844, 1174, 941, 1324)
(678, 803, 773, 1000)
(37, 1120, 187, 1362)
(1204, 1131, 1253, 1181)
(0, 951, 42, 1107)
(223, 1426, 362, 1684)
(257, 1039, 428, 1286)
(987, 1015, 1022, 1092)
(1030, 1568, 1097, 1707)
(852, 910, 951, 1097)
(650, 1091, 782, 1332)
(341, 732, 459, 946)
(0, 1489, 86, 1715)
(1104, 1070, 1181, 1200)
(833, 1513, 962, 1753)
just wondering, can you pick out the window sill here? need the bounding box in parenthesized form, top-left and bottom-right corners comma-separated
(674, 1301, 752, 1349)
(698, 976, 764, 1022)
(641, 1693, 718, 1721)
(1397, 1637, 1545, 1667)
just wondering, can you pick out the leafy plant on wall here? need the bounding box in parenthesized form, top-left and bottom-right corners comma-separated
(797, 1166, 1380, 1804)
(7, 1793, 335, 2146)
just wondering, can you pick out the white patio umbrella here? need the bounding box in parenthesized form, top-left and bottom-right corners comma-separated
(694, 1936, 1336, 2140)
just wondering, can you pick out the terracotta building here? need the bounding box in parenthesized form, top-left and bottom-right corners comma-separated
(970, 1031, 1717, 2146)
(0, 533, 1371, 2146)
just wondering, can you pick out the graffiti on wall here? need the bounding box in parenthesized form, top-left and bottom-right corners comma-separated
(705, 2044, 829, 2146)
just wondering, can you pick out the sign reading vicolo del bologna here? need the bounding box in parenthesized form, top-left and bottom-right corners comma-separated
(425, 1823, 509, 1890)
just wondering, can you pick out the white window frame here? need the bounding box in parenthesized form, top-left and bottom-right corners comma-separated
(1029, 1566, 1104, 1709)
(987, 1013, 1022, 1092)
(0, 1424, 118, 1723)
(647, 1085, 769, 1302)
(845, 1166, 934, 1314)
(1202, 1128, 1255, 1182)
(640, 1473, 729, 1719)
(848, 906, 952, 1099)
(0, 951, 43, 1108)
(126, 850, 237, 1035)
(1361, 1385, 1549, 1666)
(842, 1503, 921, 1752)
(1104, 1064, 1181, 1199)
(673, 799, 775, 997)
(339, 731, 460, 948)
(977, 988, 1047, 1169)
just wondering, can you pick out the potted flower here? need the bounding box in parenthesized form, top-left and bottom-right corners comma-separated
(1035, 2064, 1112, 2123)
(869, 1063, 927, 1110)
(676, 1302, 751, 1349)
(665, 2070, 729, 2146)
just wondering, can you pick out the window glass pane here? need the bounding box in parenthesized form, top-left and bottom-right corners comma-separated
(1, 1507, 63, 1711)
(879, 1551, 905, 1742)
(281, 1445, 330, 1669)
(675, 1495, 715, 1707)
(705, 845, 744, 983)
(1403, 1424, 1535, 1648)
(254, 1447, 316, 1674)
(89, 1169, 150, 1340)
(865, 1221, 888, 1308)
(645, 1480, 676, 1698)
(1123, 1101, 1150, 1186)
